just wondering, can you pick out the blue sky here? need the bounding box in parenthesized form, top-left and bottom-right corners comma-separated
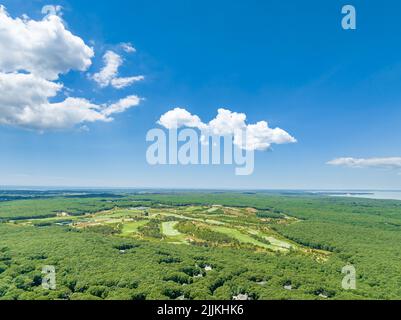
(1, 0, 401, 189)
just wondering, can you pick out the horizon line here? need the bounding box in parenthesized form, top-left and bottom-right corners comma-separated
(0, 185, 400, 192)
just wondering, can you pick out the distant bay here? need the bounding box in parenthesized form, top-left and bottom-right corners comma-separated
(312, 191, 401, 201)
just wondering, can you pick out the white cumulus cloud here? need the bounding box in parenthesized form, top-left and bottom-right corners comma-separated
(0, 6, 143, 130)
(208, 109, 247, 136)
(327, 157, 401, 170)
(236, 120, 297, 151)
(157, 108, 296, 151)
(0, 5, 93, 80)
(91, 50, 144, 89)
(0, 72, 141, 130)
(158, 107, 206, 130)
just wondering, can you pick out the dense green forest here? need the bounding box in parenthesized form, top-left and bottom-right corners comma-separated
(0, 190, 400, 300)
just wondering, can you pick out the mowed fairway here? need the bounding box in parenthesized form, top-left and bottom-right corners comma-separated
(210, 226, 289, 252)
(265, 236, 292, 249)
(210, 226, 270, 249)
(161, 221, 180, 236)
(161, 221, 188, 244)
(121, 220, 148, 235)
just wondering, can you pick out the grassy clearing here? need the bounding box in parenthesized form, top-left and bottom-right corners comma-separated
(247, 229, 294, 250)
(116, 206, 294, 251)
(161, 221, 181, 236)
(26, 202, 310, 254)
(265, 236, 292, 249)
(209, 226, 279, 251)
(155, 210, 225, 225)
(161, 221, 188, 244)
(121, 220, 149, 235)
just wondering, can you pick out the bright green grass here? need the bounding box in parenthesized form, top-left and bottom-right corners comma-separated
(121, 220, 148, 235)
(155, 210, 225, 225)
(161, 221, 188, 244)
(161, 221, 181, 236)
(96, 209, 144, 219)
(209, 226, 282, 251)
(265, 236, 292, 249)
(247, 229, 293, 250)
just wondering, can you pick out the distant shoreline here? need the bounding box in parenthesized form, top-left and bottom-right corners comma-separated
(0, 187, 401, 201)
(313, 191, 401, 201)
